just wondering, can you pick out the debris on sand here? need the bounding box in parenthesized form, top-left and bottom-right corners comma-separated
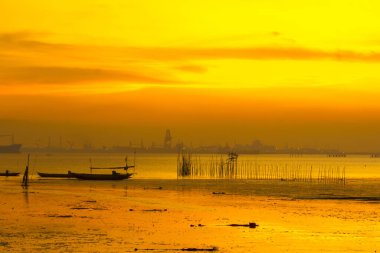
(227, 222, 258, 228)
(181, 247, 218, 251)
(47, 215, 73, 218)
(190, 224, 205, 228)
(142, 209, 167, 212)
(144, 186, 163, 190)
(71, 207, 90, 210)
(134, 246, 218, 251)
(129, 208, 168, 212)
(84, 200, 97, 203)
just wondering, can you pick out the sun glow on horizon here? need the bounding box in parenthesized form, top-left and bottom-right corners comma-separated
(1, 0, 380, 151)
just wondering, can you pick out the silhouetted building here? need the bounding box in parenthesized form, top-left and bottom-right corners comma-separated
(164, 129, 172, 150)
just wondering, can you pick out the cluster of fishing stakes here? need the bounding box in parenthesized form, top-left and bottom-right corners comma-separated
(177, 152, 346, 183)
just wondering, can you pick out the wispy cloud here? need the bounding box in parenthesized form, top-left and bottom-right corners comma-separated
(0, 31, 38, 44)
(1, 31, 380, 89)
(174, 64, 207, 73)
(0, 32, 182, 86)
(3, 31, 380, 63)
(0, 66, 179, 85)
(0, 31, 67, 51)
(125, 47, 380, 62)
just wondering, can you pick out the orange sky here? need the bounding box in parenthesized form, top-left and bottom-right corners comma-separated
(1, 0, 380, 151)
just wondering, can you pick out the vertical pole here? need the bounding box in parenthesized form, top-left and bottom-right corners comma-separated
(22, 154, 30, 187)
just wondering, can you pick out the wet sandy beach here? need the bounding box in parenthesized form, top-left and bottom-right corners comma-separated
(0, 178, 379, 252)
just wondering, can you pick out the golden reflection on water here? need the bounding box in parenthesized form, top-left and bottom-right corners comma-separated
(0, 179, 379, 252)
(23, 189, 29, 205)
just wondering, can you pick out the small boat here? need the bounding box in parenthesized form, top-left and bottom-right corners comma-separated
(0, 170, 20, 176)
(38, 171, 75, 178)
(72, 156, 135, 181)
(70, 156, 135, 181)
(71, 171, 133, 180)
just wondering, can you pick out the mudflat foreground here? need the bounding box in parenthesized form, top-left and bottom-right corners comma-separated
(0, 179, 379, 252)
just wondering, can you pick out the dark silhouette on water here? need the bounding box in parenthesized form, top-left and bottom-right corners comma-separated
(38, 171, 75, 178)
(178, 152, 346, 183)
(71, 156, 135, 180)
(71, 170, 133, 180)
(0, 170, 20, 176)
(21, 154, 30, 187)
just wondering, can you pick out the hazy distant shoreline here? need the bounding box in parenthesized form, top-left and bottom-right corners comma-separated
(15, 148, 380, 156)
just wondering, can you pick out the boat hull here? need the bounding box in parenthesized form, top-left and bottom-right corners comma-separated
(0, 172, 20, 176)
(72, 173, 133, 180)
(38, 172, 75, 178)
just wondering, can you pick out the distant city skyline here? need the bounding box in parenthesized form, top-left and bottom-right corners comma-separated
(1, 125, 378, 153)
(0, 129, 356, 155)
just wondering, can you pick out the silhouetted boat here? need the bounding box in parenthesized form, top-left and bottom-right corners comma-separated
(71, 156, 135, 181)
(0, 170, 20, 176)
(71, 171, 133, 180)
(38, 171, 75, 178)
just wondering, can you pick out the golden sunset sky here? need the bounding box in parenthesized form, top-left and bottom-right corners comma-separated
(1, 0, 380, 151)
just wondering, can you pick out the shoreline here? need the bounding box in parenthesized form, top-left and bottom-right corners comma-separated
(2, 177, 380, 199)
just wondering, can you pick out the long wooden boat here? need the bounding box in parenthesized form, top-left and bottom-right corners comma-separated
(0, 171, 20, 176)
(74, 157, 135, 180)
(38, 171, 75, 178)
(71, 172, 133, 180)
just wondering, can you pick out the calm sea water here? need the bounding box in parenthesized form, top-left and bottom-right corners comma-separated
(1, 152, 379, 201)
(0, 152, 379, 179)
